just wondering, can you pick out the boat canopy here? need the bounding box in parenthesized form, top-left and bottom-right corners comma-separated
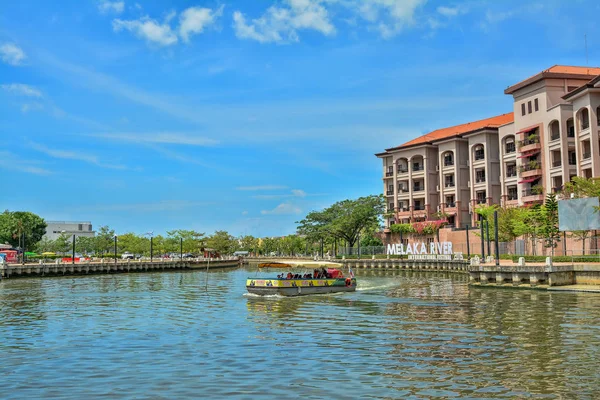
(327, 268, 344, 278)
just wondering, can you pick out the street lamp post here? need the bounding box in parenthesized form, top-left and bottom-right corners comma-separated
(114, 236, 117, 265)
(72, 235, 76, 265)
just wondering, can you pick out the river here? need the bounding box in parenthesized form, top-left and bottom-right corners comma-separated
(1, 267, 598, 399)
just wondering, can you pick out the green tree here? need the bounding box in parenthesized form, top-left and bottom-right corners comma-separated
(563, 176, 600, 199)
(95, 225, 115, 255)
(296, 195, 385, 248)
(239, 235, 259, 254)
(53, 233, 71, 255)
(542, 193, 560, 255)
(206, 230, 237, 255)
(35, 237, 56, 253)
(167, 229, 205, 254)
(117, 232, 147, 255)
(360, 232, 383, 246)
(260, 237, 279, 255)
(0, 210, 47, 248)
(76, 236, 96, 255)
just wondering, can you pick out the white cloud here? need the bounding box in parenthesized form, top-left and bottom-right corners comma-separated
(21, 102, 45, 113)
(98, 1, 125, 14)
(237, 185, 288, 191)
(437, 6, 458, 17)
(341, 0, 426, 38)
(113, 16, 178, 46)
(89, 132, 218, 146)
(179, 5, 224, 42)
(254, 189, 308, 199)
(30, 142, 130, 170)
(291, 189, 307, 197)
(261, 203, 302, 215)
(1, 83, 43, 97)
(233, 0, 335, 44)
(0, 151, 51, 175)
(0, 43, 26, 66)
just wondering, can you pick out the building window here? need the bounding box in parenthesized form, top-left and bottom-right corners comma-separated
(444, 174, 455, 187)
(78, 224, 83, 231)
(568, 151, 577, 165)
(507, 186, 518, 201)
(505, 141, 515, 154)
(445, 196, 455, 208)
(521, 104, 526, 116)
(528, 101, 532, 114)
(387, 184, 393, 195)
(443, 152, 454, 166)
(474, 146, 484, 161)
(476, 191, 486, 204)
(414, 200, 424, 211)
(534, 98, 539, 112)
(506, 164, 517, 177)
(475, 169, 486, 183)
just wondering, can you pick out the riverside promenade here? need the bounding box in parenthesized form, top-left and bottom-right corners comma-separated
(0, 257, 240, 279)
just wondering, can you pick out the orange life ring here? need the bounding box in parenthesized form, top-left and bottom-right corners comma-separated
(345, 278, 352, 286)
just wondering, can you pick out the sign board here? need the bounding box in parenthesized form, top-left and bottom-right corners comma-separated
(558, 198, 600, 231)
(387, 241, 453, 257)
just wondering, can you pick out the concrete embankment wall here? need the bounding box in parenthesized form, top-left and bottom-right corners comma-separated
(0, 259, 240, 279)
(469, 264, 600, 287)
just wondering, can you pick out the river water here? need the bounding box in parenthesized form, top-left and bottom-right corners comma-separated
(1, 267, 599, 399)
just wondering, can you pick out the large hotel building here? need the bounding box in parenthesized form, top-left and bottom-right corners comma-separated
(377, 65, 600, 228)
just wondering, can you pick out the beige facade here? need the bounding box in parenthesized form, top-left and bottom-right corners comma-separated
(378, 65, 600, 229)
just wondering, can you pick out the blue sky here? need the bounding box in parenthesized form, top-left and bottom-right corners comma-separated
(1, 0, 599, 238)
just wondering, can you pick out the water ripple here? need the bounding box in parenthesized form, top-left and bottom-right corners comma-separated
(0, 268, 598, 399)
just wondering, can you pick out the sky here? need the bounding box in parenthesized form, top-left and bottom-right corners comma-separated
(1, 0, 599, 238)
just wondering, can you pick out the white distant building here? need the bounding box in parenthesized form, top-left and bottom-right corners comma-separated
(44, 221, 95, 240)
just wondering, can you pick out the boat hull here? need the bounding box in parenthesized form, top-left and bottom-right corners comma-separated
(246, 278, 356, 297)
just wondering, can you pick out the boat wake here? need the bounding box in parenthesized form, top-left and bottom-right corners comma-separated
(357, 281, 399, 292)
(243, 292, 285, 299)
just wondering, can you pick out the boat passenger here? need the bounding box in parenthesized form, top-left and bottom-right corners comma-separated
(287, 272, 293, 279)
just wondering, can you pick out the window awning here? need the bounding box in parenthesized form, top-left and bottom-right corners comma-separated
(518, 149, 541, 158)
(517, 126, 537, 135)
(518, 177, 539, 184)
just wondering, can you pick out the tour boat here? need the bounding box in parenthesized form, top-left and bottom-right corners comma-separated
(246, 267, 357, 296)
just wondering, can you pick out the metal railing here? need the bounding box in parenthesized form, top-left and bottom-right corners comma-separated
(552, 160, 562, 168)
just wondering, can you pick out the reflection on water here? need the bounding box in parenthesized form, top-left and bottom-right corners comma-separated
(1, 267, 599, 399)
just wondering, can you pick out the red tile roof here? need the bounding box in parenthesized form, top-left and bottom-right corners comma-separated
(386, 113, 514, 151)
(505, 65, 600, 94)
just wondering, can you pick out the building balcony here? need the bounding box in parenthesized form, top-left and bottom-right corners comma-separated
(519, 141, 541, 153)
(445, 202, 456, 208)
(397, 167, 409, 174)
(522, 192, 544, 203)
(397, 209, 411, 218)
(385, 171, 394, 177)
(413, 205, 425, 211)
(443, 160, 454, 167)
(550, 133, 560, 142)
(412, 165, 424, 172)
(583, 152, 591, 160)
(520, 168, 543, 179)
(444, 182, 455, 188)
(551, 160, 561, 168)
(398, 187, 409, 193)
(413, 187, 424, 192)
(475, 177, 486, 184)
(386, 190, 394, 196)
(476, 199, 486, 205)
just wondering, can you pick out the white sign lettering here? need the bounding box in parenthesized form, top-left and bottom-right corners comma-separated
(387, 241, 454, 256)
